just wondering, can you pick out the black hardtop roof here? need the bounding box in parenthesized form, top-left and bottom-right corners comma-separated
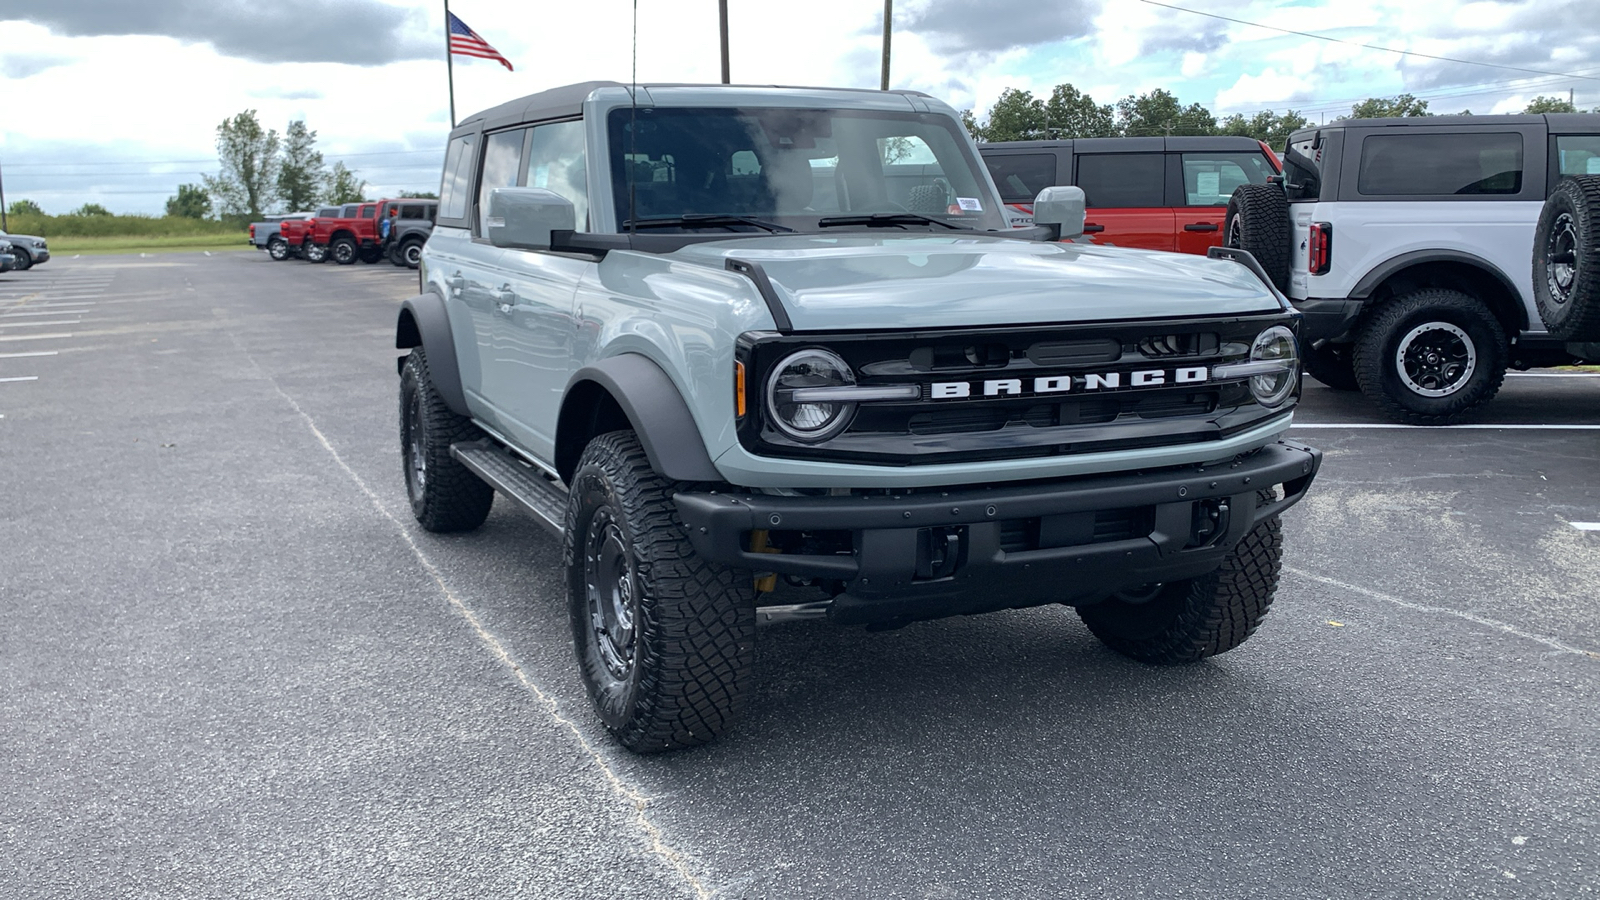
(1288, 111, 1600, 142)
(450, 81, 938, 138)
(978, 135, 1269, 153)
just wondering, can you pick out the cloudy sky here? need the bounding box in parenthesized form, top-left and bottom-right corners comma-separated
(2, 0, 1597, 216)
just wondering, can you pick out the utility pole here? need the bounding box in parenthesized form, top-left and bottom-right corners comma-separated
(880, 0, 892, 90)
(719, 0, 730, 84)
(0, 159, 7, 232)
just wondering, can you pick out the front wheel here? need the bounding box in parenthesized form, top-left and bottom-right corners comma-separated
(1302, 342, 1359, 391)
(1078, 491, 1283, 664)
(1353, 288, 1507, 425)
(303, 242, 327, 263)
(564, 431, 755, 753)
(11, 248, 32, 271)
(267, 237, 289, 261)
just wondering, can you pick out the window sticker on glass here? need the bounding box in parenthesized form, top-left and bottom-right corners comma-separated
(1590, 158, 1600, 174)
(533, 164, 550, 188)
(956, 197, 982, 211)
(1196, 171, 1220, 198)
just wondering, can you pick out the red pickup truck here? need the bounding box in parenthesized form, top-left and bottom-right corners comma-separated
(277, 205, 348, 262)
(304, 201, 386, 265)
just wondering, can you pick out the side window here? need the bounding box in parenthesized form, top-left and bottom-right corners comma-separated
(1180, 152, 1276, 206)
(525, 120, 589, 231)
(360, 206, 375, 218)
(983, 153, 1058, 203)
(1358, 132, 1524, 196)
(1074, 154, 1165, 208)
(438, 134, 477, 221)
(476, 128, 527, 238)
(1556, 135, 1600, 177)
(401, 204, 423, 219)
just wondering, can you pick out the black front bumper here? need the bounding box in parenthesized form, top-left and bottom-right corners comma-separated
(677, 440, 1321, 625)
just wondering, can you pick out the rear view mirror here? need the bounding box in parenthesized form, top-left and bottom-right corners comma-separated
(1032, 186, 1086, 241)
(487, 188, 576, 251)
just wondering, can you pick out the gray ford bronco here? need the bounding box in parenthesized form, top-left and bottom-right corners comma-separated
(395, 82, 1322, 752)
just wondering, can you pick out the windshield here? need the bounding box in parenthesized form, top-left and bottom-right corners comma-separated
(607, 106, 1006, 232)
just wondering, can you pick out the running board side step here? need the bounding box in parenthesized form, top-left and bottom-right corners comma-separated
(450, 441, 568, 536)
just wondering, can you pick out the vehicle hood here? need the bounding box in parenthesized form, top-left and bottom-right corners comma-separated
(0, 232, 45, 245)
(668, 234, 1282, 331)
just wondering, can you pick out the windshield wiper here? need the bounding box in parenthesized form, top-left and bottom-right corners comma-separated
(816, 212, 967, 231)
(623, 214, 793, 233)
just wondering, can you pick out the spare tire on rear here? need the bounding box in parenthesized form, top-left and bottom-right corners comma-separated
(1532, 175, 1600, 342)
(1224, 184, 1291, 293)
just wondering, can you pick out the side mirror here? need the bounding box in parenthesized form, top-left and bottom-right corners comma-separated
(1032, 186, 1086, 241)
(486, 187, 576, 251)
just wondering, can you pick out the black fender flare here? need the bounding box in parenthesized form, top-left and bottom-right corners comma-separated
(559, 355, 721, 483)
(1350, 249, 1527, 331)
(395, 290, 469, 417)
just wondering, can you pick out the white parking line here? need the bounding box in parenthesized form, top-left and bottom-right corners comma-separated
(1292, 423, 1600, 430)
(0, 351, 58, 359)
(0, 319, 81, 328)
(0, 376, 39, 383)
(0, 333, 72, 342)
(1571, 522, 1600, 531)
(0, 309, 91, 317)
(1506, 372, 1600, 378)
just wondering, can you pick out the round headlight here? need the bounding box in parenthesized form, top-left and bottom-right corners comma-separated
(1249, 325, 1299, 408)
(766, 349, 857, 442)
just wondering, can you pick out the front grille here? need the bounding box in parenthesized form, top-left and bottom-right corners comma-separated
(738, 314, 1297, 466)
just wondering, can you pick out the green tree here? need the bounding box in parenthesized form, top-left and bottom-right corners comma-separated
(1344, 94, 1431, 119)
(959, 109, 981, 140)
(980, 87, 1048, 142)
(7, 199, 43, 216)
(165, 183, 211, 219)
(1524, 95, 1578, 114)
(1218, 109, 1310, 149)
(202, 109, 280, 220)
(324, 162, 367, 204)
(398, 190, 438, 199)
(73, 202, 112, 216)
(276, 120, 326, 212)
(1116, 89, 1216, 136)
(1043, 84, 1116, 138)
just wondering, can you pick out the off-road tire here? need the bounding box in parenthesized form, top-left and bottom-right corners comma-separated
(1079, 490, 1283, 664)
(564, 430, 756, 753)
(399, 348, 494, 532)
(1532, 175, 1600, 341)
(359, 245, 383, 264)
(1302, 342, 1359, 391)
(1224, 184, 1291, 293)
(304, 242, 327, 263)
(10, 247, 31, 271)
(402, 240, 424, 269)
(267, 236, 289, 261)
(388, 242, 406, 266)
(330, 237, 358, 265)
(1353, 288, 1507, 425)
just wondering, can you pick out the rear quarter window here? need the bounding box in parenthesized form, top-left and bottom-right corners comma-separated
(1358, 132, 1524, 196)
(1555, 135, 1600, 177)
(438, 134, 477, 221)
(1180, 152, 1276, 206)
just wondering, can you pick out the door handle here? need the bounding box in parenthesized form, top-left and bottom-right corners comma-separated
(492, 285, 515, 315)
(1184, 223, 1219, 232)
(1083, 224, 1105, 233)
(446, 272, 465, 296)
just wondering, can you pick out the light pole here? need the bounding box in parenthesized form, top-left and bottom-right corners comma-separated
(880, 0, 892, 90)
(719, 0, 730, 84)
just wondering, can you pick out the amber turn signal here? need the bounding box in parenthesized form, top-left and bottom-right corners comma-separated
(735, 361, 747, 418)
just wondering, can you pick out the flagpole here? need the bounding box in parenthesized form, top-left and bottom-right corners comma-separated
(444, 0, 456, 128)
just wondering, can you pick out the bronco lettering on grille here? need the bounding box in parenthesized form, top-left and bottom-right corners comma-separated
(930, 366, 1209, 399)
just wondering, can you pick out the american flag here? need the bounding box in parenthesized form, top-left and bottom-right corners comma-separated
(448, 12, 513, 71)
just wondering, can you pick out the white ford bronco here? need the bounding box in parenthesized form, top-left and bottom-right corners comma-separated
(1225, 113, 1600, 424)
(395, 82, 1322, 752)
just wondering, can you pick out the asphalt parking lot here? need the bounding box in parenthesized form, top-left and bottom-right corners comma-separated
(2, 252, 1596, 899)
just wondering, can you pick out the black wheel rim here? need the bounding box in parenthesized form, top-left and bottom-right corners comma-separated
(584, 508, 636, 681)
(1226, 214, 1242, 247)
(1395, 321, 1476, 397)
(1547, 212, 1577, 306)
(403, 388, 427, 500)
